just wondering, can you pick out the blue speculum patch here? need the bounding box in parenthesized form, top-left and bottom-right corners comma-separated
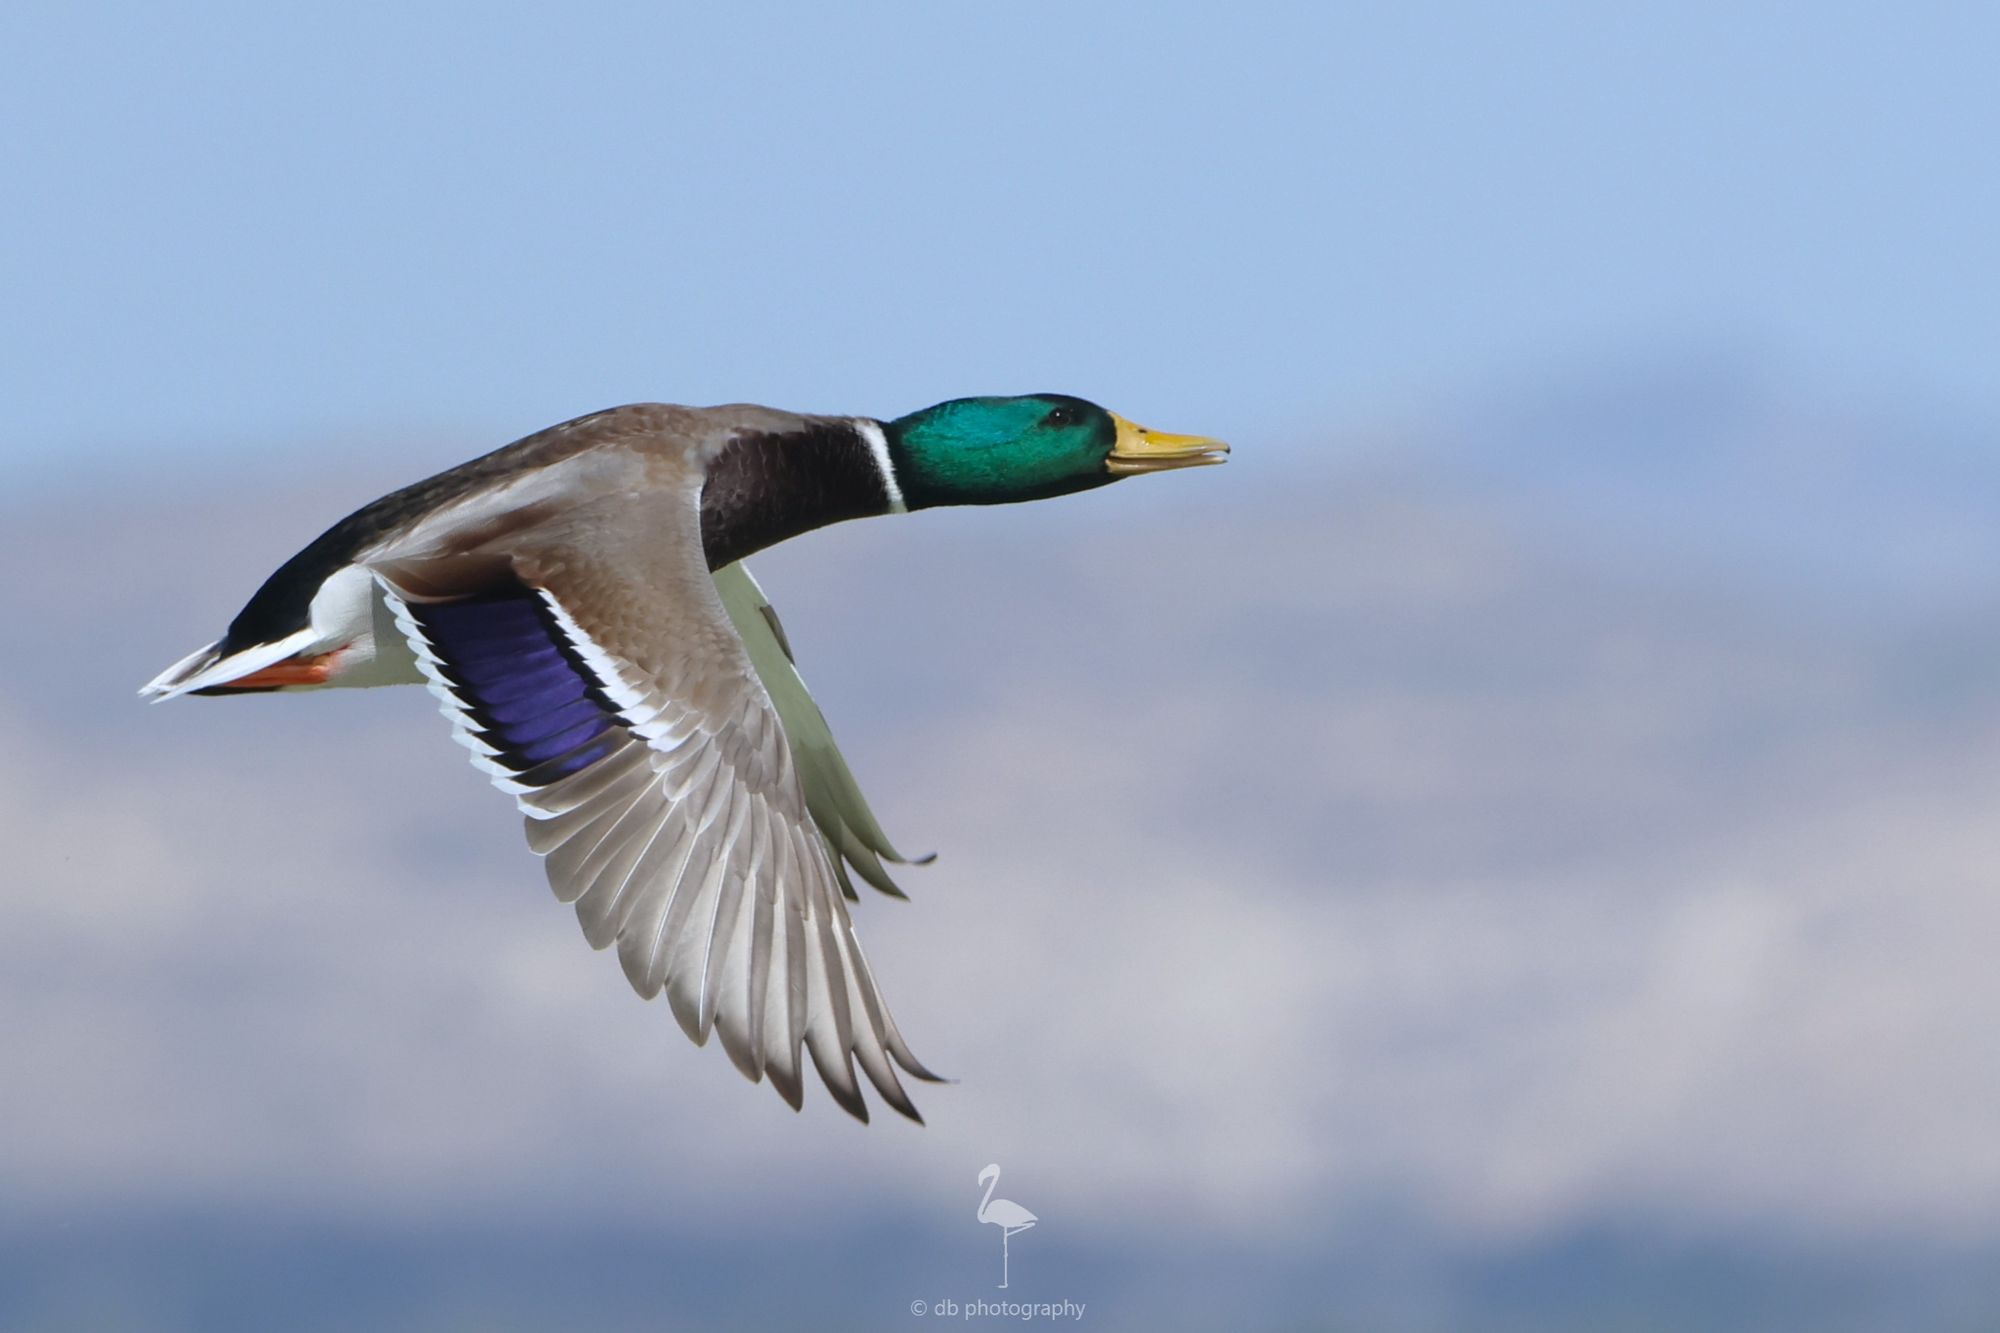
(413, 593, 622, 781)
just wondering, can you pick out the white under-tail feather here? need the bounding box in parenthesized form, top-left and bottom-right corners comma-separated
(137, 628, 321, 702)
(139, 565, 416, 702)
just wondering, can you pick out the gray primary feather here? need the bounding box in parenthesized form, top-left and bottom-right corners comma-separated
(714, 560, 931, 901)
(364, 408, 937, 1122)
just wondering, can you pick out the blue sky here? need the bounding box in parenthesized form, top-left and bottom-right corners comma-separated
(3, 2, 1995, 479)
(7, 5, 2000, 1330)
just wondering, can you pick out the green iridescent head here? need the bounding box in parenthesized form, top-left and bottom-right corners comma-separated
(883, 394, 1226, 509)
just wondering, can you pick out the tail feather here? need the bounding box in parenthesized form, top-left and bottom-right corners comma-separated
(139, 628, 318, 702)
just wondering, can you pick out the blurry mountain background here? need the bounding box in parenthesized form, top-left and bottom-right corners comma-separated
(5, 5, 1999, 1331)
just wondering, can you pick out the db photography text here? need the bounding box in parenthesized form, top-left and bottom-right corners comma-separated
(910, 1298, 1087, 1322)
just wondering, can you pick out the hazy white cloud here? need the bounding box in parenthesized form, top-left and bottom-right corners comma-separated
(8, 435, 2000, 1257)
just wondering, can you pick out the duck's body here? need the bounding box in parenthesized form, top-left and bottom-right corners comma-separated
(149, 404, 889, 695)
(143, 395, 1225, 1123)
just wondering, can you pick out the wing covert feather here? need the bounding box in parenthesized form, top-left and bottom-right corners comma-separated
(375, 480, 936, 1122)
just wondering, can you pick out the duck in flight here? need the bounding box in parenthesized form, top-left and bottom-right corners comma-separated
(141, 394, 1227, 1123)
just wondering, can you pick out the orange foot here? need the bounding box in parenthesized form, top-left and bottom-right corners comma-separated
(228, 652, 336, 688)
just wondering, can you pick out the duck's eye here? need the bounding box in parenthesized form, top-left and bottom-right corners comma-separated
(1043, 405, 1078, 427)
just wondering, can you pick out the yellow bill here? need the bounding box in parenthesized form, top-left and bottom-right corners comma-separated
(1105, 412, 1230, 475)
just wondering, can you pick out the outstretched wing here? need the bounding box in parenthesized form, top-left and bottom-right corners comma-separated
(373, 480, 938, 1122)
(713, 560, 934, 902)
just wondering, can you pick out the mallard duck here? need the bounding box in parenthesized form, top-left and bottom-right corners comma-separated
(141, 395, 1227, 1122)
